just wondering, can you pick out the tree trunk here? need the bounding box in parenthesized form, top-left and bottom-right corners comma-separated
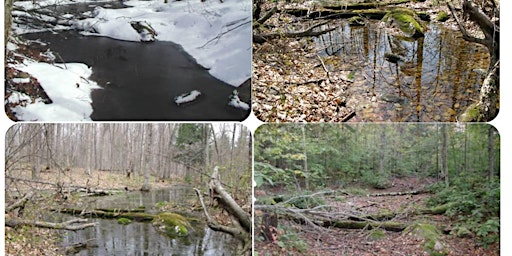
(141, 124, 152, 191)
(488, 125, 495, 180)
(440, 124, 449, 188)
(4, 0, 13, 50)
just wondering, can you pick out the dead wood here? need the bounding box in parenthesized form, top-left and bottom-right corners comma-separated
(283, 8, 388, 20)
(367, 189, 429, 197)
(6, 176, 122, 196)
(56, 208, 155, 221)
(254, 21, 336, 43)
(194, 166, 251, 254)
(6, 191, 34, 213)
(322, 0, 412, 10)
(5, 218, 96, 231)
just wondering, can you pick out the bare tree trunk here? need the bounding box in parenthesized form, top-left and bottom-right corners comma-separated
(488, 125, 495, 180)
(4, 0, 13, 48)
(301, 124, 309, 190)
(440, 124, 449, 188)
(141, 124, 152, 191)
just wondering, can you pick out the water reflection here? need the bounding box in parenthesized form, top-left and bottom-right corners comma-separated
(316, 21, 490, 122)
(59, 188, 236, 255)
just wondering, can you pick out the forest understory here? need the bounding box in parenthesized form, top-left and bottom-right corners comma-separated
(255, 177, 499, 256)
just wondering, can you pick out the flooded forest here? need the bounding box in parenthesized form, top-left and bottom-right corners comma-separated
(254, 123, 500, 255)
(5, 123, 252, 255)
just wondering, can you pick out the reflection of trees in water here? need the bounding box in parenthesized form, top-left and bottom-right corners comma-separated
(316, 22, 489, 121)
(59, 189, 234, 255)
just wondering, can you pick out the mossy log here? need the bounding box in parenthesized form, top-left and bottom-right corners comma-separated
(56, 208, 155, 221)
(328, 220, 407, 232)
(322, 0, 413, 10)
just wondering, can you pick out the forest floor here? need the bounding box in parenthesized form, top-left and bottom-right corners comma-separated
(252, 0, 485, 122)
(254, 177, 499, 256)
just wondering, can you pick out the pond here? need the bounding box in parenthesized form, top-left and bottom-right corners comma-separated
(56, 187, 236, 255)
(315, 21, 490, 122)
(20, 1, 250, 121)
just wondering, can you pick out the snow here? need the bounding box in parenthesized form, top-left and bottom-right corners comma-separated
(228, 90, 249, 110)
(56, 0, 251, 87)
(11, 77, 30, 84)
(9, 0, 251, 120)
(175, 90, 201, 105)
(10, 61, 100, 121)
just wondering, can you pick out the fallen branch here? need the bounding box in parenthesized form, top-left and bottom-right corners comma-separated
(316, 54, 331, 82)
(6, 218, 96, 231)
(254, 21, 336, 43)
(6, 191, 34, 213)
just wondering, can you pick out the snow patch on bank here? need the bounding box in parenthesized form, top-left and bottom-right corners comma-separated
(73, 0, 251, 87)
(11, 62, 100, 121)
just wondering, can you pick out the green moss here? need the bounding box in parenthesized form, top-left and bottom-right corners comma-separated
(153, 213, 192, 238)
(369, 229, 386, 240)
(348, 16, 365, 26)
(117, 218, 132, 225)
(384, 9, 425, 38)
(405, 223, 447, 255)
(459, 103, 483, 122)
(436, 11, 449, 22)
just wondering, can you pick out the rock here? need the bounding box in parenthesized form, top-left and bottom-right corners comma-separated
(383, 8, 426, 38)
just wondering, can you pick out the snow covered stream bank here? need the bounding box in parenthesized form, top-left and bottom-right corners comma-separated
(7, 0, 251, 121)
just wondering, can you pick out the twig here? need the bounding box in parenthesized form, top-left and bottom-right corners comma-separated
(316, 54, 331, 82)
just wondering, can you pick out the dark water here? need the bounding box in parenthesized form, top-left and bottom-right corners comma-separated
(58, 187, 236, 255)
(22, 30, 250, 121)
(316, 22, 490, 122)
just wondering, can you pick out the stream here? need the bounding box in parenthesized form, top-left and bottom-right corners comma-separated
(20, 2, 250, 121)
(316, 21, 490, 122)
(55, 187, 236, 255)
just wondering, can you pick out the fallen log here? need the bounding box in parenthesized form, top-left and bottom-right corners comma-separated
(195, 166, 251, 255)
(328, 219, 406, 232)
(6, 218, 96, 231)
(322, 0, 413, 10)
(283, 8, 388, 20)
(56, 208, 155, 221)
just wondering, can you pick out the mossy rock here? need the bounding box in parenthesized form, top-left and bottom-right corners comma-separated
(459, 103, 485, 122)
(436, 11, 449, 22)
(152, 213, 192, 238)
(383, 9, 426, 38)
(117, 217, 132, 225)
(405, 223, 447, 256)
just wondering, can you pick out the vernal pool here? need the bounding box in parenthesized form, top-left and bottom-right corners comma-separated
(56, 187, 236, 255)
(316, 21, 490, 122)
